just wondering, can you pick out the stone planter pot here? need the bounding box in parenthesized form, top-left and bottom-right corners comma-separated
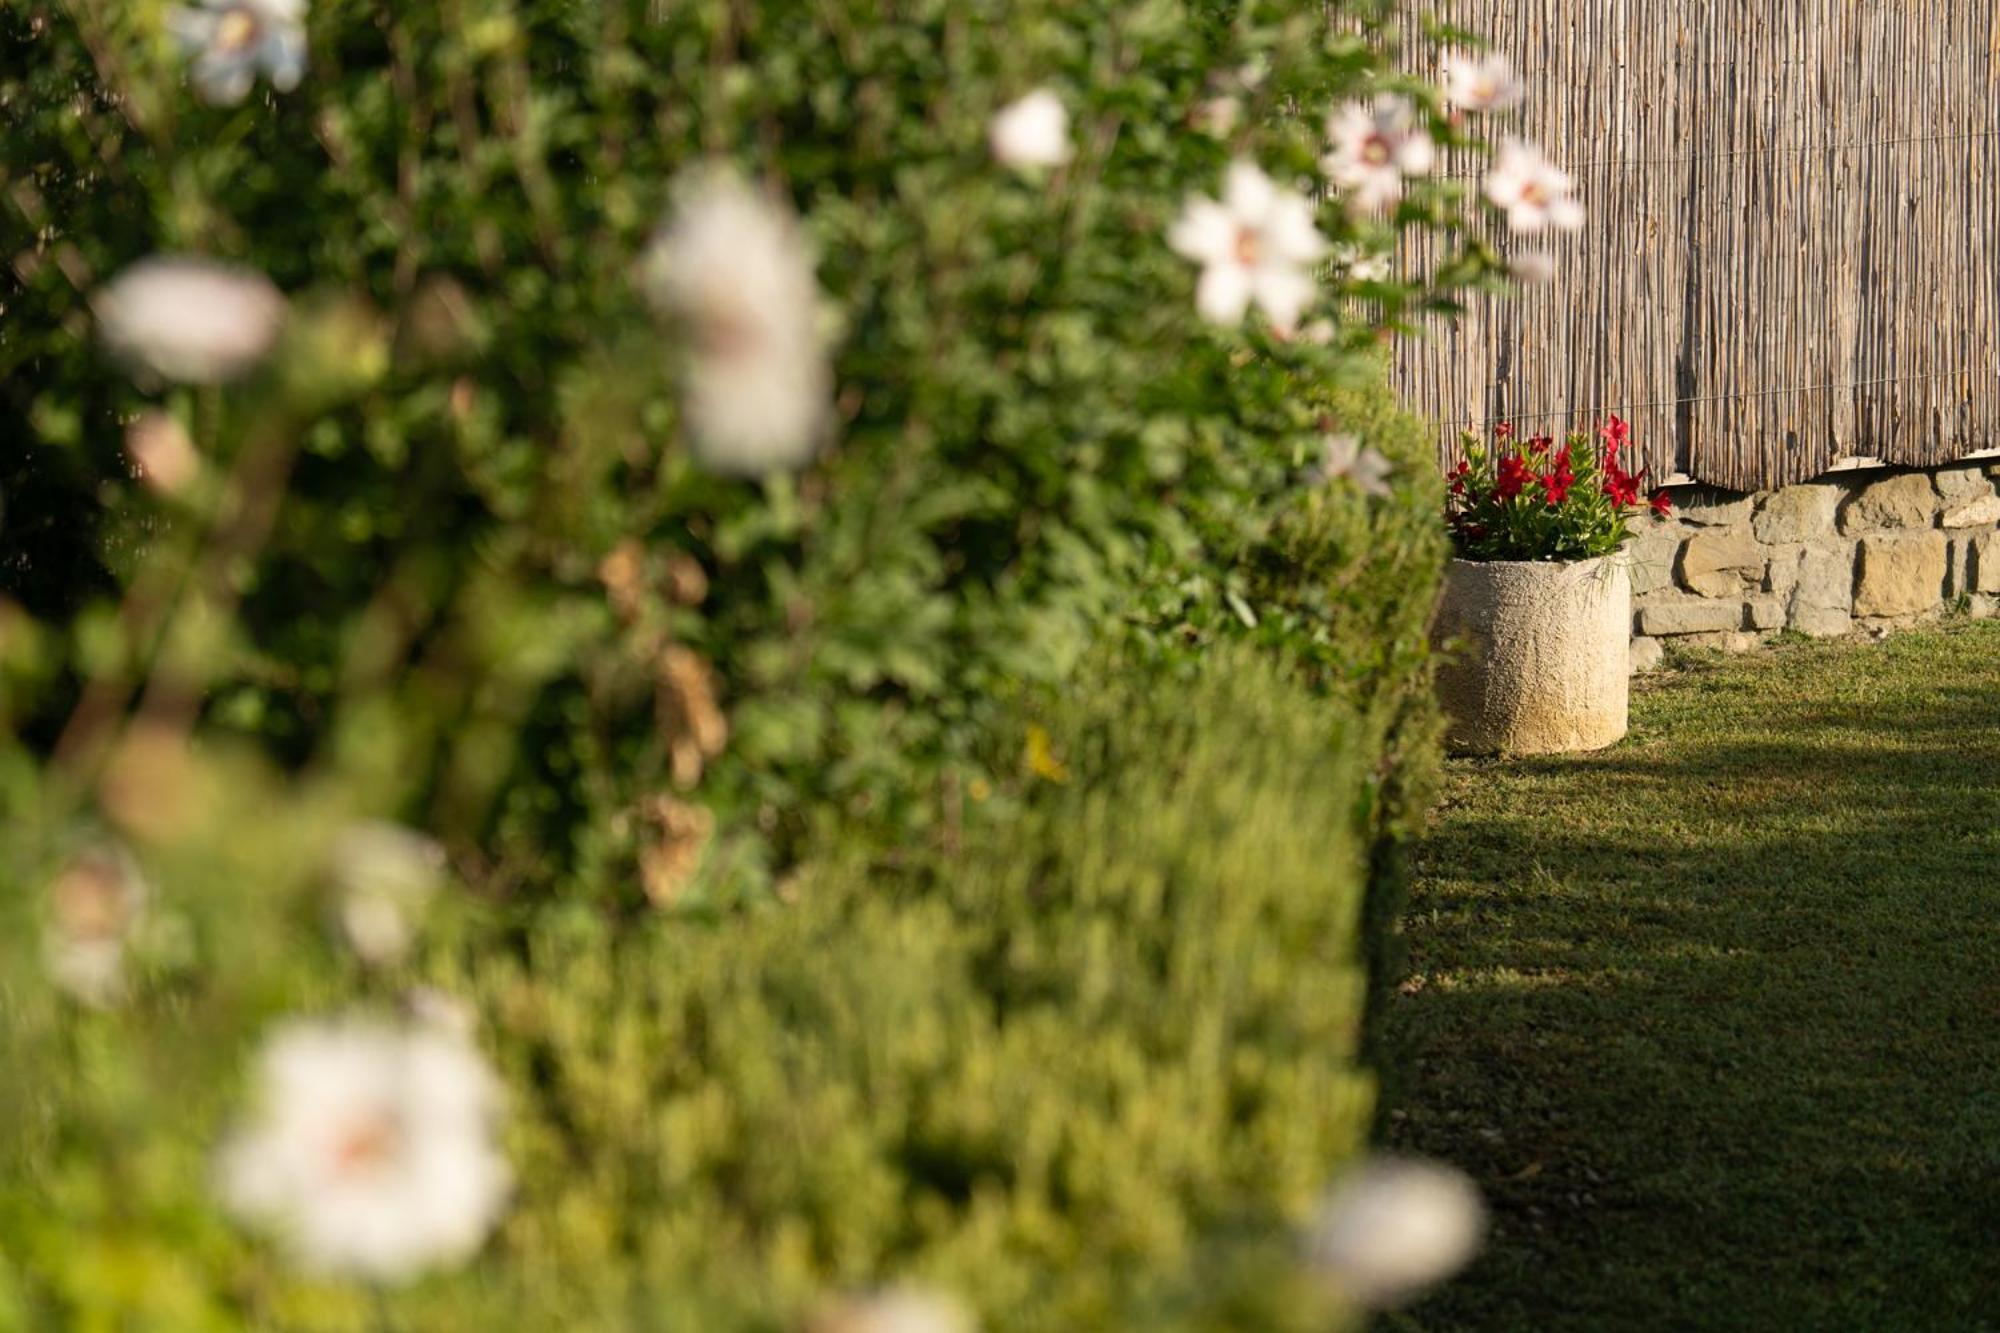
(1433, 556, 1630, 755)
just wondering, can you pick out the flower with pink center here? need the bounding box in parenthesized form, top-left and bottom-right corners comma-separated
(217, 1015, 511, 1282)
(167, 0, 308, 106)
(1442, 50, 1526, 113)
(1484, 138, 1585, 234)
(42, 845, 149, 1008)
(1312, 433, 1394, 497)
(1168, 159, 1328, 336)
(1324, 95, 1437, 215)
(640, 166, 832, 476)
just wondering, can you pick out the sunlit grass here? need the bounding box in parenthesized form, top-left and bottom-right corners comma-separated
(1391, 619, 2000, 1330)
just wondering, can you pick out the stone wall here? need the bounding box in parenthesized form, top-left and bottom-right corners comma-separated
(1626, 461, 2000, 672)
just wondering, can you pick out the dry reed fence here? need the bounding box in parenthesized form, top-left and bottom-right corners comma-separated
(1398, 1, 2000, 491)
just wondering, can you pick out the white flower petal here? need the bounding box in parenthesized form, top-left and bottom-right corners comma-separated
(1194, 261, 1254, 326)
(816, 1288, 975, 1333)
(1250, 263, 1315, 336)
(989, 88, 1072, 170)
(165, 8, 221, 51)
(1395, 131, 1438, 177)
(641, 167, 832, 476)
(1508, 250, 1557, 284)
(1263, 193, 1329, 265)
(1221, 158, 1277, 225)
(1168, 198, 1239, 265)
(1308, 1157, 1486, 1309)
(95, 256, 288, 385)
(196, 60, 258, 106)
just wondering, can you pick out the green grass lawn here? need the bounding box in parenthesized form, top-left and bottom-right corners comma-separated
(1390, 621, 2000, 1331)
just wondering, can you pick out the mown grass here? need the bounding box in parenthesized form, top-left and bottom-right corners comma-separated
(1390, 621, 2000, 1331)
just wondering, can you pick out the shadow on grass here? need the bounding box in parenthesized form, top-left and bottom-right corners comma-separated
(1388, 627, 2000, 1331)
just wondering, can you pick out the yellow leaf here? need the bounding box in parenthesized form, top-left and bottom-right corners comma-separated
(1024, 724, 1070, 784)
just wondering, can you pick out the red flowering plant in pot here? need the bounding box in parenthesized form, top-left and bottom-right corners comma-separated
(1445, 416, 1672, 560)
(1433, 416, 1673, 756)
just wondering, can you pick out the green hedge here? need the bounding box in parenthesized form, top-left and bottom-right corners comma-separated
(1, 0, 1489, 898)
(1, 641, 1445, 1330)
(0, 0, 1476, 1323)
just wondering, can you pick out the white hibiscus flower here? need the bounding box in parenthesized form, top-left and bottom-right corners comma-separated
(217, 1015, 512, 1283)
(1312, 434, 1394, 497)
(1508, 250, 1559, 285)
(989, 89, 1072, 171)
(167, 0, 308, 106)
(1306, 1156, 1487, 1309)
(1442, 50, 1526, 113)
(1333, 242, 1395, 285)
(42, 845, 149, 1008)
(1484, 138, 1586, 234)
(641, 168, 832, 476)
(1168, 159, 1329, 336)
(810, 1289, 975, 1333)
(1324, 95, 1437, 215)
(95, 257, 288, 385)
(326, 821, 448, 965)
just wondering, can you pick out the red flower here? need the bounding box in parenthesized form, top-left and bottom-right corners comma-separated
(1599, 414, 1631, 451)
(1494, 422, 1515, 441)
(1449, 460, 1472, 496)
(1601, 459, 1641, 508)
(1541, 447, 1577, 505)
(1650, 490, 1674, 517)
(1528, 434, 1554, 456)
(1494, 454, 1532, 500)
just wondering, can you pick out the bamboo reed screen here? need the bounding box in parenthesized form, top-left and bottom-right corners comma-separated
(1397, 2, 2000, 491)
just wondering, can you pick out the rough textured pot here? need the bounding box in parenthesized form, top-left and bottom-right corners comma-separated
(1433, 556, 1630, 755)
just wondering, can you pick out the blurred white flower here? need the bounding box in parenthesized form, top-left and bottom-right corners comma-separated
(1168, 159, 1328, 336)
(1193, 94, 1242, 138)
(1333, 243, 1394, 285)
(126, 411, 200, 495)
(42, 845, 148, 1008)
(811, 1289, 975, 1333)
(95, 257, 287, 385)
(167, 0, 308, 106)
(403, 987, 476, 1040)
(1324, 96, 1436, 215)
(327, 821, 447, 965)
(1443, 50, 1526, 113)
(1509, 250, 1558, 285)
(1312, 433, 1394, 497)
(218, 1016, 511, 1283)
(1306, 1156, 1486, 1309)
(989, 89, 1072, 170)
(641, 168, 831, 476)
(1485, 138, 1585, 234)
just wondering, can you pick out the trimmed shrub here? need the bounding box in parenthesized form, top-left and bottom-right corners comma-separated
(0, 646, 1409, 1330)
(0, 0, 1481, 1324)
